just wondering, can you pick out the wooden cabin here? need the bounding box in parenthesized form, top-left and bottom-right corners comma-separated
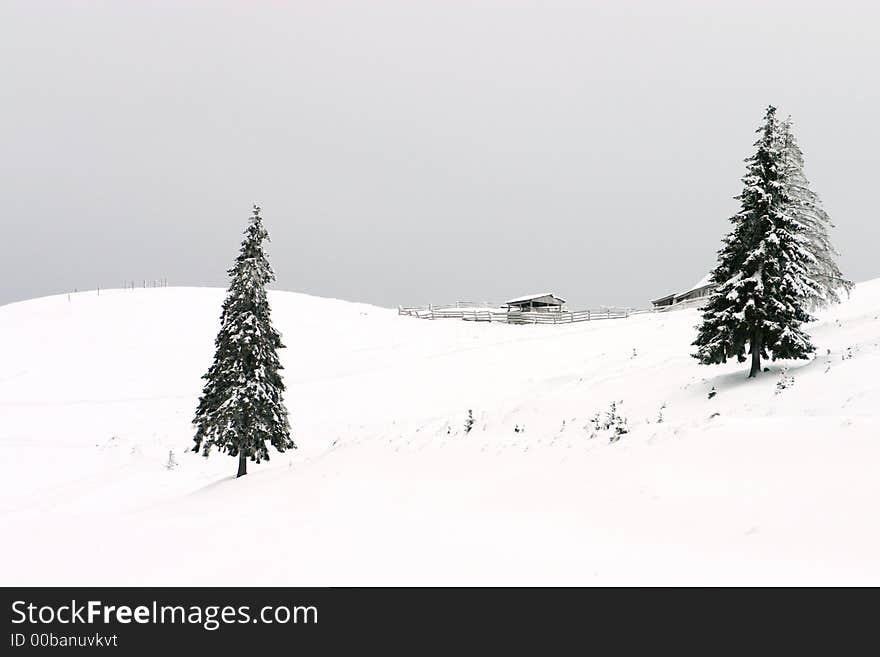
(651, 293, 677, 309)
(652, 275, 714, 310)
(504, 293, 566, 313)
(674, 274, 714, 304)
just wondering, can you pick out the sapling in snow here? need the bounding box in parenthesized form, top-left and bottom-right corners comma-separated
(588, 401, 629, 443)
(192, 205, 295, 478)
(464, 409, 475, 434)
(604, 401, 628, 443)
(775, 369, 795, 394)
(609, 416, 629, 443)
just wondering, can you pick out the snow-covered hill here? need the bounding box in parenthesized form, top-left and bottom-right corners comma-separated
(2, 282, 879, 585)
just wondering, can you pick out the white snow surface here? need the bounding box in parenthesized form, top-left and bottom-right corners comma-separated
(1, 283, 880, 586)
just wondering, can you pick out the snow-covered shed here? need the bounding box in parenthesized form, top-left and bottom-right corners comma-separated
(651, 292, 677, 309)
(504, 293, 566, 312)
(674, 274, 713, 304)
(652, 275, 714, 310)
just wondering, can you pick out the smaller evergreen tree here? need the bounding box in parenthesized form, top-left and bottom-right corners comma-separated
(192, 204, 294, 477)
(779, 117, 852, 308)
(694, 106, 818, 377)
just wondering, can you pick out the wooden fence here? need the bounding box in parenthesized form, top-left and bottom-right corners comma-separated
(397, 302, 653, 325)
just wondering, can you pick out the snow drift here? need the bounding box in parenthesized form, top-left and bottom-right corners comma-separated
(1, 282, 879, 585)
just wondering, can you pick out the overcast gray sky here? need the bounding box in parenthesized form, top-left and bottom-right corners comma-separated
(1, 1, 877, 309)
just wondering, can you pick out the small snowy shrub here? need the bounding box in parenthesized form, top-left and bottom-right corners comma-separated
(589, 401, 629, 443)
(464, 409, 475, 434)
(607, 402, 629, 443)
(708, 386, 717, 400)
(609, 418, 628, 443)
(585, 412, 601, 439)
(165, 450, 178, 471)
(775, 369, 795, 394)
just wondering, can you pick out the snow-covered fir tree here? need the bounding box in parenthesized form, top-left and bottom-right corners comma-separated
(192, 204, 294, 477)
(693, 106, 819, 378)
(780, 116, 852, 308)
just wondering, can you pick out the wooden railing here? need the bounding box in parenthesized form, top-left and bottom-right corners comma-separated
(398, 303, 652, 324)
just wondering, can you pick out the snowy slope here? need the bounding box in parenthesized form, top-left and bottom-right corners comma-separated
(1, 282, 879, 585)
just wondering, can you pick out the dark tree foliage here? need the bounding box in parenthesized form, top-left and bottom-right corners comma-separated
(693, 106, 818, 378)
(193, 204, 294, 476)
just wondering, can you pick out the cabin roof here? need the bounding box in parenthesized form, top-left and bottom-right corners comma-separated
(680, 273, 713, 295)
(651, 293, 677, 305)
(504, 292, 567, 305)
(652, 273, 713, 305)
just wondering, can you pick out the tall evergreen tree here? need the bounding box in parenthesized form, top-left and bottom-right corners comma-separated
(193, 204, 294, 477)
(780, 116, 852, 308)
(693, 106, 819, 378)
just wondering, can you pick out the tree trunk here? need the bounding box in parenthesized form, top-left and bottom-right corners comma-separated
(749, 328, 763, 378)
(237, 452, 247, 478)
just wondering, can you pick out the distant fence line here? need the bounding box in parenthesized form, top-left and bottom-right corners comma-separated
(398, 297, 708, 324)
(65, 279, 169, 301)
(397, 301, 656, 325)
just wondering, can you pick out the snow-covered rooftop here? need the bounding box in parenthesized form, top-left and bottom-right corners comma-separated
(681, 273, 713, 295)
(504, 292, 566, 305)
